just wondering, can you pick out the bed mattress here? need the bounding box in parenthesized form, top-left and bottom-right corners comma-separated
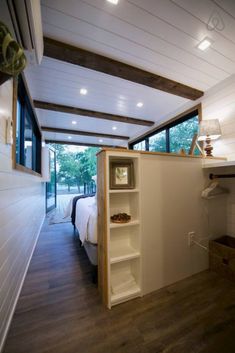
(74, 196, 97, 244)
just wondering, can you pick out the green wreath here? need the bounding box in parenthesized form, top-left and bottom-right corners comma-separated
(0, 21, 27, 76)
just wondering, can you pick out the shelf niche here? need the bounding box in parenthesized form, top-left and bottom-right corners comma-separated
(111, 258, 141, 305)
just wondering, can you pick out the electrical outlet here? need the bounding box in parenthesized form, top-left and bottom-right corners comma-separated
(188, 232, 195, 247)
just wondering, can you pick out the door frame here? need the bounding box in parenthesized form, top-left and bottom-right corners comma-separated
(46, 147, 57, 213)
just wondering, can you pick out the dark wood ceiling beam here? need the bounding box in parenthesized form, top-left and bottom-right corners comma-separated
(41, 126, 129, 140)
(44, 37, 203, 101)
(34, 100, 153, 126)
(45, 139, 126, 149)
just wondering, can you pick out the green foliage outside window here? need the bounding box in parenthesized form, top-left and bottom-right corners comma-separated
(169, 115, 199, 154)
(133, 140, 146, 151)
(52, 144, 99, 192)
(131, 112, 199, 155)
(149, 130, 167, 152)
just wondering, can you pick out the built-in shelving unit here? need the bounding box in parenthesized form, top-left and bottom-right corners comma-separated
(108, 154, 142, 308)
(98, 151, 142, 308)
(110, 259, 141, 305)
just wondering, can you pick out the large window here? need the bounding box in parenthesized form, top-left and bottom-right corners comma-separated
(133, 140, 146, 151)
(149, 130, 167, 152)
(15, 76, 41, 174)
(129, 106, 201, 155)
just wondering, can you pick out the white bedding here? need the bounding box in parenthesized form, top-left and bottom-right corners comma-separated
(74, 196, 97, 245)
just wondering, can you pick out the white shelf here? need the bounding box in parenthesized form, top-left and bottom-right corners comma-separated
(111, 284, 141, 306)
(109, 189, 139, 194)
(105, 153, 141, 308)
(110, 220, 140, 229)
(110, 245, 140, 264)
(202, 161, 235, 169)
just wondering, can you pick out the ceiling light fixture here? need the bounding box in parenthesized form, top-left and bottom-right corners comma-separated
(72, 121, 77, 125)
(68, 136, 72, 140)
(197, 37, 213, 51)
(80, 88, 87, 95)
(99, 139, 103, 143)
(107, 0, 119, 4)
(112, 126, 117, 130)
(137, 102, 143, 108)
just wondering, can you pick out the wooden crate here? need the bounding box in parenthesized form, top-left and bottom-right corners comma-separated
(209, 236, 235, 281)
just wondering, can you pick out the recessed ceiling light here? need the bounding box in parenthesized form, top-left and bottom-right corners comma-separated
(99, 139, 103, 143)
(106, 0, 119, 4)
(197, 37, 213, 51)
(80, 88, 87, 95)
(137, 102, 143, 108)
(68, 136, 72, 140)
(112, 126, 117, 130)
(72, 121, 77, 125)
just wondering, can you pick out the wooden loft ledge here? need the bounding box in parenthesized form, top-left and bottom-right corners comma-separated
(97, 147, 227, 160)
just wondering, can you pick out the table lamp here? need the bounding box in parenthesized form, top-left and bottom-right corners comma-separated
(198, 119, 221, 157)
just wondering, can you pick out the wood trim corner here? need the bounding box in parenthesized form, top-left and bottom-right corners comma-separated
(15, 163, 42, 177)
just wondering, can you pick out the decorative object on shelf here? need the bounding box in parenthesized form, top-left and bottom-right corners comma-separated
(111, 213, 131, 223)
(178, 148, 186, 155)
(198, 119, 221, 157)
(189, 133, 204, 156)
(0, 21, 27, 86)
(110, 159, 135, 189)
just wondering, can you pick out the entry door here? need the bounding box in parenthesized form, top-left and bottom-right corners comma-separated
(46, 148, 57, 213)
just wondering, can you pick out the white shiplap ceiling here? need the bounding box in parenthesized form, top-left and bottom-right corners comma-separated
(25, 0, 235, 147)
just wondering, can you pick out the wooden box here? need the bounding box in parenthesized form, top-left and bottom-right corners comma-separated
(209, 236, 235, 281)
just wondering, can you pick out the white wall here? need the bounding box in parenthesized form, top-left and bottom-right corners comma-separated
(202, 75, 235, 161)
(136, 74, 235, 254)
(140, 154, 226, 295)
(201, 75, 235, 239)
(0, 80, 45, 352)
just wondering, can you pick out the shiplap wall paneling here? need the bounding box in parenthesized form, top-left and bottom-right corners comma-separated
(0, 80, 45, 352)
(202, 75, 235, 161)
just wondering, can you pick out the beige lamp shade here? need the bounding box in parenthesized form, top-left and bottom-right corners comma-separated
(198, 119, 221, 141)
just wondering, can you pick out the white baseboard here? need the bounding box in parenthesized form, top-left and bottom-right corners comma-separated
(0, 215, 45, 353)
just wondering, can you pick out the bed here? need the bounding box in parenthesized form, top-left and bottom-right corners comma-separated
(65, 194, 98, 282)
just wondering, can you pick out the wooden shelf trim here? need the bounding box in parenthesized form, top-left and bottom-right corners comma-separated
(110, 245, 140, 264)
(110, 220, 140, 229)
(111, 285, 141, 305)
(109, 189, 140, 194)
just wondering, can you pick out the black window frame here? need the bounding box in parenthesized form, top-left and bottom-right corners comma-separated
(129, 105, 201, 153)
(14, 75, 42, 175)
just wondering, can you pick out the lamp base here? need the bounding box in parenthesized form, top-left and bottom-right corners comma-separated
(204, 137, 213, 157)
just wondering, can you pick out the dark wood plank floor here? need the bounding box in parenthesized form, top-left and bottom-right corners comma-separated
(3, 221, 235, 353)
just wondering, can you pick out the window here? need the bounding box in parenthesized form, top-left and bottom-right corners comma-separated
(14, 76, 41, 174)
(129, 106, 201, 155)
(169, 115, 199, 154)
(149, 130, 167, 152)
(133, 140, 146, 151)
